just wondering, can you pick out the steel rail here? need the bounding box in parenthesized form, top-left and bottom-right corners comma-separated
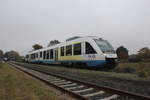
(10, 62, 150, 100)
(9, 63, 88, 100)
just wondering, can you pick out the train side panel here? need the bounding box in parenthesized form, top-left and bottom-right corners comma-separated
(25, 36, 117, 68)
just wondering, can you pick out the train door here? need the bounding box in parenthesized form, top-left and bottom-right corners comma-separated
(54, 48, 58, 61)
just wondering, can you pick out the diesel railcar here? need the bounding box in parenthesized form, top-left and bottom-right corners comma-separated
(25, 36, 117, 68)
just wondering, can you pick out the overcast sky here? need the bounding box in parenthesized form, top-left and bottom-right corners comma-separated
(0, 0, 150, 55)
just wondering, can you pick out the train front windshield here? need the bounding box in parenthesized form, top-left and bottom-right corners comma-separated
(94, 39, 115, 53)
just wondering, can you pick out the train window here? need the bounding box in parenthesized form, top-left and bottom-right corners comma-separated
(61, 47, 64, 56)
(46, 50, 50, 59)
(74, 43, 81, 55)
(31, 53, 35, 59)
(43, 51, 46, 59)
(85, 42, 97, 54)
(50, 49, 53, 59)
(66, 45, 72, 56)
(40, 52, 42, 58)
(36, 53, 38, 58)
(26, 55, 28, 58)
(30, 54, 33, 59)
(33, 54, 35, 59)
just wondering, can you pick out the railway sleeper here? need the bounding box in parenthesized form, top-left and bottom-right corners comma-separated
(60, 83, 77, 87)
(73, 88, 94, 93)
(54, 81, 72, 85)
(10, 62, 150, 100)
(65, 85, 84, 90)
(50, 80, 66, 83)
(83, 91, 105, 97)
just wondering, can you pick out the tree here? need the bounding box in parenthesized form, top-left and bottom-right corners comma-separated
(0, 50, 3, 57)
(116, 46, 129, 59)
(138, 47, 150, 59)
(128, 54, 141, 62)
(4, 50, 20, 60)
(47, 40, 60, 47)
(32, 44, 43, 50)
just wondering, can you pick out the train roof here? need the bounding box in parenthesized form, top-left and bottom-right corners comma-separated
(27, 36, 103, 54)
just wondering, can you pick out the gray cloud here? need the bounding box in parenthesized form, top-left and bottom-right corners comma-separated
(0, 0, 150, 55)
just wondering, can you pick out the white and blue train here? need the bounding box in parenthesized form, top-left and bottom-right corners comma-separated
(25, 36, 117, 68)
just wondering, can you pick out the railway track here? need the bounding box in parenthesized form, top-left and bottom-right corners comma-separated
(9, 62, 150, 100)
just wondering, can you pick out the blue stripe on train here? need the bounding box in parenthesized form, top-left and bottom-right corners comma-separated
(30, 60, 106, 67)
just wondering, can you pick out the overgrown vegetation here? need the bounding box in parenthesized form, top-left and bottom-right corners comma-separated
(114, 66, 136, 73)
(138, 69, 149, 78)
(16, 62, 150, 81)
(137, 63, 149, 78)
(115, 46, 150, 78)
(114, 62, 150, 78)
(0, 62, 3, 68)
(0, 63, 58, 100)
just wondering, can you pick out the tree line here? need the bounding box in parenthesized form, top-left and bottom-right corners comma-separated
(0, 50, 21, 61)
(1, 39, 149, 62)
(0, 40, 61, 61)
(116, 46, 150, 62)
(32, 40, 60, 50)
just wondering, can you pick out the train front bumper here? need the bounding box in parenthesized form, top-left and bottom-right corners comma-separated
(103, 53, 118, 68)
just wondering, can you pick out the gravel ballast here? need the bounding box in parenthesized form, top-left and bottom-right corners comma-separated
(13, 62, 150, 97)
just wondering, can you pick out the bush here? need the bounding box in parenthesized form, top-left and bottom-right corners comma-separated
(128, 55, 141, 63)
(138, 64, 149, 77)
(123, 67, 136, 73)
(115, 66, 136, 73)
(141, 59, 150, 62)
(138, 71, 149, 78)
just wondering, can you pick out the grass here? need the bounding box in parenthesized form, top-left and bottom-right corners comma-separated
(0, 62, 3, 68)
(0, 62, 58, 100)
(13, 62, 150, 96)
(115, 62, 150, 77)
(17, 62, 150, 81)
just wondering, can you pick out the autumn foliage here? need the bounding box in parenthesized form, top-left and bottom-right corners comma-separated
(0, 50, 3, 58)
(47, 40, 60, 47)
(32, 44, 43, 50)
(116, 46, 129, 60)
(4, 50, 20, 60)
(138, 47, 150, 59)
